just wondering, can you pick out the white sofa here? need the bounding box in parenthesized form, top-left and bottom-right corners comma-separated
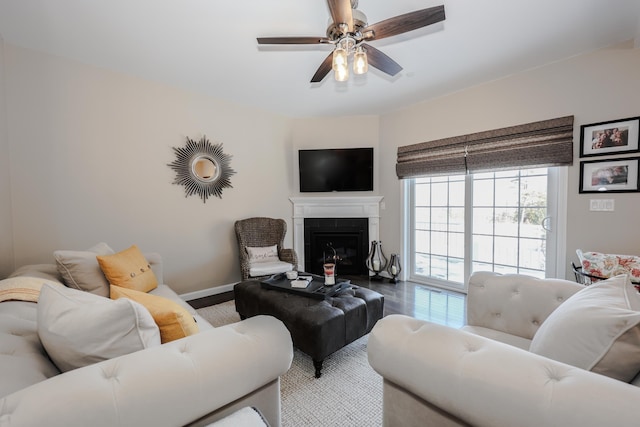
(368, 271, 640, 427)
(0, 258, 293, 427)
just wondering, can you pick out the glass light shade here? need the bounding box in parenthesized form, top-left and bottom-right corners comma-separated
(353, 48, 368, 74)
(332, 47, 348, 71)
(334, 63, 349, 82)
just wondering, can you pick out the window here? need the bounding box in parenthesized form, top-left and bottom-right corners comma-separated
(409, 167, 563, 292)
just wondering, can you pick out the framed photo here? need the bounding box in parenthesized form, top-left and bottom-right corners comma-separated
(579, 157, 640, 193)
(580, 116, 640, 157)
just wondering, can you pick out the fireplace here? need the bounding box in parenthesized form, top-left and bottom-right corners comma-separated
(290, 196, 383, 275)
(304, 218, 369, 276)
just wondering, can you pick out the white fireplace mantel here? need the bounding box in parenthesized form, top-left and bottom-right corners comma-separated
(289, 196, 383, 270)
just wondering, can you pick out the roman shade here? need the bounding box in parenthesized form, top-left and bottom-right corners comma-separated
(396, 116, 574, 179)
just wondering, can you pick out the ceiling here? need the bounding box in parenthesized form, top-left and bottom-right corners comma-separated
(0, 0, 638, 118)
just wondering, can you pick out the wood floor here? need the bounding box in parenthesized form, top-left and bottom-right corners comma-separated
(189, 275, 467, 328)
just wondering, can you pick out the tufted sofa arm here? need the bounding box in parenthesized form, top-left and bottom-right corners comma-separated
(368, 315, 640, 427)
(466, 271, 584, 340)
(0, 315, 293, 427)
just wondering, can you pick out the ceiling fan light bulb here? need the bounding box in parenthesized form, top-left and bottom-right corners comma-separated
(353, 48, 368, 74)
(332, 47, 348, 71)
(334, 63, 349, 82)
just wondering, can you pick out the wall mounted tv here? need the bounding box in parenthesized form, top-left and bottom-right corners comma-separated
(299, 148, 373, 192)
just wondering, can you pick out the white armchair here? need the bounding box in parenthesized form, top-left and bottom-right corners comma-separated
(368, 272, 640, 427)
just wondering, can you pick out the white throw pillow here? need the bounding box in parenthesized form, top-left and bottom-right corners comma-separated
(246, 245, 279, 264)
(53, 242, 115, 297)
(37, 283, 161, 372)
(530, 274, 640, 382)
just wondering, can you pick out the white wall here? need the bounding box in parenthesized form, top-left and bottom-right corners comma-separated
(378, 41, 640, 279)
(0, 35, 14, 277)
(4, 41, 639, 292)
(3, 44, 293, 293)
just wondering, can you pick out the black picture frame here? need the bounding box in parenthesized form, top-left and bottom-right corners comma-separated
(580, 116, 640, 157)
(579, 157, 640, 193)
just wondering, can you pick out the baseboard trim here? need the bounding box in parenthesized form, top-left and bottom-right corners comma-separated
(180, 282, 236, 302)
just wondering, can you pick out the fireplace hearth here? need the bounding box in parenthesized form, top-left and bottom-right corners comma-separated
(304, 218, 369, 276)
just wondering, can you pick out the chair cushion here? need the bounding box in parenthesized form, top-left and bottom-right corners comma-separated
(249, 261, 293, 277)
(97, 245, 158, 293)
(530, 274, 640, 381)
(37, 284, 161, 372)
(110, 285, 199, 343)
(53, 242, 114, 297)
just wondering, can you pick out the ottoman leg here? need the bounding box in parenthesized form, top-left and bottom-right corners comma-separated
(313, 359, 324, 378)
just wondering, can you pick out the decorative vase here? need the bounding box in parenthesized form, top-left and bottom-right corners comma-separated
(323, 243, 337, 285)
(387, 253, 402, 283)
(365, 241, 388, 281)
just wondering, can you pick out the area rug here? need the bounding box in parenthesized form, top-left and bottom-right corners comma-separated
(196, 301, 383, 427)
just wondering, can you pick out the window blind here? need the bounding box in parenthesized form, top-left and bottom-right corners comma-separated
(396, 116, 574, 179)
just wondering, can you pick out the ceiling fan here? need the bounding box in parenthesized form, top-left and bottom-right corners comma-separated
(257, 0, 445, 83)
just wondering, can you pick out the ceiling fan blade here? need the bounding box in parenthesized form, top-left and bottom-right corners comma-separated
(311, 52, 334, 83)
(362, 5, 445, 41)
(362, 44, 402, 76)
(257, 36, 331, 45)
(327, 0, 354, 32)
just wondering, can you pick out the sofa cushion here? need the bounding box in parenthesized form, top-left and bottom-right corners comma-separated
(8, 263, 63, 282)
(0, 301, 61, 398)
(97, 244, 158, 292)
(37, 283, 161, 372)
(53, 242, 114, 297)
(530, 274, 640, 381)
(110, 285, 199, 343)
(0, 276, 64, 303)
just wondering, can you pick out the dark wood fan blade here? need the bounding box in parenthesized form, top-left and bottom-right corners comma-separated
(311, 52, 334, 83)
(362, 5, 445, 41)
(327, 0, 353, 31)
(257, 36, 330, 45)
(362, 44, 402, 76)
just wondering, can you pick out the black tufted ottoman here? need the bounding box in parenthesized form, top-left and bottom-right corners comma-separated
(234, 280, 384, 378)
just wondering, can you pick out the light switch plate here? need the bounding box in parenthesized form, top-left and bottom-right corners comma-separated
(590, 199, 615, 211)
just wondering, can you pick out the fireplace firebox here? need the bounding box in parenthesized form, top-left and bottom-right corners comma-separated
(304, 218, 369, 276)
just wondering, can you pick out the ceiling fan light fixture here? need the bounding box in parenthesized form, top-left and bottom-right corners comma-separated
(334, 61, 349, 81)
(353, 46, 368, 74)
(332, 46, 348, 71)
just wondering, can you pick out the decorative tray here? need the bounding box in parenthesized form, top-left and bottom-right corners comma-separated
(260, 272, 351, 300)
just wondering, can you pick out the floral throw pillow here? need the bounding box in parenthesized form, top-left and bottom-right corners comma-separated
(577, 249, 640, 289)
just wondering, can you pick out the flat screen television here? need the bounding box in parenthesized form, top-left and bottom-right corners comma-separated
(299, 148, 373, 192)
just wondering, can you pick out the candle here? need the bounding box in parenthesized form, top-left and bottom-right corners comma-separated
(391, 265, 397, 275)
(373, 260, 380, 271)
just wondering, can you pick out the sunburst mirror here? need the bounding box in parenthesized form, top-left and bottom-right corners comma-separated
(168, 136, 235, 202)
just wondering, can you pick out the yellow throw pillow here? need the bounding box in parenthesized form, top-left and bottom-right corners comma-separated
(110, 285, 199, 343)
(97, 245, 158, 293)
